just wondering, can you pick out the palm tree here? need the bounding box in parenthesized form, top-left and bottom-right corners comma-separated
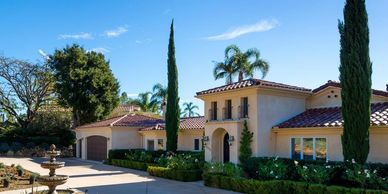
(181, 102, 200, 117)
(132, 92, 158, 112)
(225, 45, 269, 82)
(213, 56, 237, 84)
(151, 83, 168, 112)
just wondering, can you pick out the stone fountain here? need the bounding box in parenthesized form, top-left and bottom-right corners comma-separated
(37, 144, 70, 194)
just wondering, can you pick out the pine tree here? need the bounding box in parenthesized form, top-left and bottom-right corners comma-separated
(239, 120, 253, 165)
(339, 0, 372, 164)
(166, 20, 180, 152)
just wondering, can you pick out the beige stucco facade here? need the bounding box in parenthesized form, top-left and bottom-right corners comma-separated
(196, 80, 388, 164)
(272, 126, 388, 163)
(75, 125, 204, 160)
(139, 129, 204, 151)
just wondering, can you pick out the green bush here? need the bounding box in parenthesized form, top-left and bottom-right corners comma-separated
(204, 162, 243, 177)
(203, 173, 388, 194)
(244, 157, 388, 190)
(108, 149, 130, 160)
(110, 159, 158, 171)
(147, 166, 202, 182)
(157, 153, 203, 170)
(0, 162, 4, 168)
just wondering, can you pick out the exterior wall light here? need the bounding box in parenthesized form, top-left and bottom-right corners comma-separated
(228, 136, 235, 145)
(203, 136, 210, 142)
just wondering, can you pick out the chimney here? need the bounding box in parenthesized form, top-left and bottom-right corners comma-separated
(162, 101, 167, 120)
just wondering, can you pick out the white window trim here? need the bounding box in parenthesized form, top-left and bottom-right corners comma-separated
(290, 137, 328, 161)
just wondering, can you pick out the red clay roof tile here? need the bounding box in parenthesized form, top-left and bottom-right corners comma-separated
(196, 79, 311, 96)
(276, 102, 388, 128)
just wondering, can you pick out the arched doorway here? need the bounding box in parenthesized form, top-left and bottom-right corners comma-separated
(211, 128, 230, 163)
(87, 136, 107, 161)
(223, 133, 230, 163)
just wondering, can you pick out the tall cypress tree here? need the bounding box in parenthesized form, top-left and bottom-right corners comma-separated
(166, 20, 180, 152)
(339, 0, 372, 164)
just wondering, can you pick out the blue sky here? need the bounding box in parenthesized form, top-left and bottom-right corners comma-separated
(1, 1, 387, 114)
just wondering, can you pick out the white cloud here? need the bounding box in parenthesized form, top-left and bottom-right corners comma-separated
(38, 49, 49, 60)
(206, 19, 279, 41)
(87, 47, 110, 54)
(104, 26, 128, 38)
(58, 32, 93, 40)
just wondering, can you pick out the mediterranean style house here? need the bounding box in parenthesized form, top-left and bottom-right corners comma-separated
(75, 114, 204, 161)
(196, 79, 388, 164)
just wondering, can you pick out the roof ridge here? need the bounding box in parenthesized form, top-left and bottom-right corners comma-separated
(110, 114, 129, 126)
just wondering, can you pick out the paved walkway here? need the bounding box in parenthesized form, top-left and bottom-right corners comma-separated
(0, 157, 239, 194)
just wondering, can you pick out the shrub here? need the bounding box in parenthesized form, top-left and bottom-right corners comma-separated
(147, 166, 202, 182)
(257, 157, 289, 180)
(2, 175, 11, 188)
(203, 173, 388, 194)
(10, 142, 23, 151)
(204, 162, 243, 177)
(342, 161, 387, 190)
(108, 149, 130, 160)
(16, 164, 24, 176)
(0, 142, 10, 153)
(0, 162, 4, 168)
(110, 159, 158, 171)
(296, 163, 331, 184)
(156, 153, 203, 170)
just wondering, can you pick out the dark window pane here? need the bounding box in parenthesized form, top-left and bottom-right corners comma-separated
(291, 138, 301, 159)
(194, 139, 200, 150)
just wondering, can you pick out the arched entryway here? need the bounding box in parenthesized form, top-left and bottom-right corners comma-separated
(86, 136, 107, 161)
(211, 128, 230, 163)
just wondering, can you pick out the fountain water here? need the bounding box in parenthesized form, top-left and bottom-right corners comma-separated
(37, 144, 71, 194)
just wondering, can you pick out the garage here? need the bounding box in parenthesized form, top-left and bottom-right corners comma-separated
(87, 136, 107, 161)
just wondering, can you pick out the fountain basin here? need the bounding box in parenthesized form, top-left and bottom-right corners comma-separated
(37, 175, 69, 187)
(41, 161, 65, 169)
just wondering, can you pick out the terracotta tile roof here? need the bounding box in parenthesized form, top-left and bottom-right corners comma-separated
(77, 114, 164, 129)
(139, 116, 205, 131)
(313, 80, 388, 97)
(276, 102, 388, 128)
(180, 116, 205, 130)
(196, 79, 311, 96)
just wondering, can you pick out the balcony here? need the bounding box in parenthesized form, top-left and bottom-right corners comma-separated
(238, 105, 249, 119)
(222, 107, 233, 120)
(208, 108, 218, 121)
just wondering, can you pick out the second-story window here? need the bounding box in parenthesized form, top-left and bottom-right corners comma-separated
(224, 99, 232, 120)
(210, 101, 218, 120)
(240, 97, 249, 118)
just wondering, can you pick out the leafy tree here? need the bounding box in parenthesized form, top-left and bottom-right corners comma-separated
(239, 120, 253, 165)
(151, 83, 168, 112)
(165, 20, 180, 152)
(0, 56, 53, 128)
(213, 57, 237, 84)
(120, 92, 129, 105)
(225, 45, 269, 82)
(49, 44, 120, 126)
(181, 102, 200, 117)
(339, 0, 372, 164)
(132, 92, 158, 112)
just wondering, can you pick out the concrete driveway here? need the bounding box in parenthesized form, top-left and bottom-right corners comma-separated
(0, 157, 239, 194)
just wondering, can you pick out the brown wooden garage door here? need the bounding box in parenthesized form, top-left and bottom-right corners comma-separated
(87, 136, 107, 161)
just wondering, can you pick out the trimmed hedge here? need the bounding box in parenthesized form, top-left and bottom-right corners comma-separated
(110, 159, 158, 171)
(203, 173, 388, 194)
(147, 166, 203, 182)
